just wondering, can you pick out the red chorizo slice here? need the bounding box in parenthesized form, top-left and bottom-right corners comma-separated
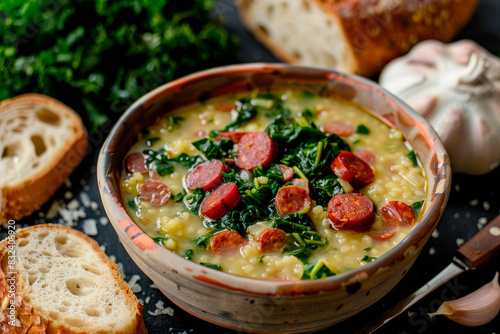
(235, 132, 277, 171)
(200, 182, 241, 220)
(214, 103, 236, 112)
(275, 185, 312, 217)
(321, 121, 354, 137)
(327, 193, 375, 231)
(355, 149, 376, 166)
(280, 165, 294, 182)
(126, 153, 148, 173)
(139, 181, 171, 206)
(258, 228, 287, 253)
(331, 151, 375, 189)
(210, 230, 247, 255)
(216, 131, 246, 143)
(291, 178, 310, 193)
(186, 159, 226, 192)
(380, 201, 416, 227)
(370, 201, 415, 241)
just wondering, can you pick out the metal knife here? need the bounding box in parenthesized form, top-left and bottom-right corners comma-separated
(360, 213, 500, 333)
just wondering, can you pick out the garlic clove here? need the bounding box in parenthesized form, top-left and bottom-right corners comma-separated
(428, 272, 500, 327)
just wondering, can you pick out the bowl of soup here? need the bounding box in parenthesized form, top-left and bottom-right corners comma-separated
(97, 64, 450, 333)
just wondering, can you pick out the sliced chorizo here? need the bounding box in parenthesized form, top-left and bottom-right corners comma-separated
(216, 131, 246, 143)
(327, 193, 375, 231)
(235, 132, 277, 171)
(355, 149, 376, 166)
(258, 228, 287, 253)
(380, 201, 415, 227)
(213, 103, 236, 112)
(126, 153, 148, 173)
(275, 185, 312, 217)
(331, 151, 375, 189)
(210, 230, 247, 255)
(200, 182, 241, 220)
(280, 165, 294, 182)
(186, 159, 226, 192)
(321, 121, 354, 137)
(139, 181, 171, 206)
(370, 201, 415, 241)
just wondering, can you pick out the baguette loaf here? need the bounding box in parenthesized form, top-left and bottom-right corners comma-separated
(0, 224, 147, 334)
(0, 94, 88, 222)
(235, 0, 478, 76)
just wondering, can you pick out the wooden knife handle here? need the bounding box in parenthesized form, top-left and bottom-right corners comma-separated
(456, 214, 500, 269)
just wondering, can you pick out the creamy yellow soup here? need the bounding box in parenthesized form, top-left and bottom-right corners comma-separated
(121, 90, 426, 280)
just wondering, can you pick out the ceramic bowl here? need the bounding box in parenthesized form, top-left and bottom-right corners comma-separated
(97, 64, 451, 333)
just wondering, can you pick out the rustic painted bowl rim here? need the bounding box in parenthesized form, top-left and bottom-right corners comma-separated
(97, 63, 451, 295)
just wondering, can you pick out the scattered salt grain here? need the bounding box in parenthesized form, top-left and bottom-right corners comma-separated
(67, 199, 80, 211)
(479, 217, 488, 225)
(90, 201, 99, 211)
(46, 201, 61, 219)
(83, 184, 90, 191)
(454, 212, 460, 219)
(456, 238, 465, 247)
(80, 192, 91, 208)
(429, 247, 436, 255)
(38, 211, 44, 218)
(127, 274, 142, 293)
(108, 255, 116, 262)
(64, 191, 73, 200)
(432, 229, 439, 239)
(469, 199, 479, 206)
(138, 298, 144, 305)
(99, 217, 109, 226)
(64, 178, 72, 188)
(80, 178, 86, 186)
(477, 217, 488, 230)
(148, 300, 175, 316)
(145, 296, 151, 304)
(483, 201, 491, 211)
(454, 184, 460, 192)
(150, 284, 159, 289)
(82, 219, 98, 236)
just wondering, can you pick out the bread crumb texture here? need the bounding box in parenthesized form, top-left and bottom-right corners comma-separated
(0, 225, 146, 334)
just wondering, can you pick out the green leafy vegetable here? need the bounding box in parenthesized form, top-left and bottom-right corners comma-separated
(143, 149, 203, 176)
(301, 260, 335, 279)
(127, 200, 138, 211)
(192, 137, 234, 160)
(361, 255, 378, 263)
(210, 98, 258, 137)
(166, 116, 185, 132)
(145, 137, 161, 147)
(184, 188, 205, 215)
(407, 150, 418, 166)
(0, 0, 238, 129)
(184, 249, 194, 260)
(199, 262, 222, 271)
(152, 237, 169, 248)
(173, 190, 187, 202)
(411, 200, 425, 210)
(355, 125, 370, 134)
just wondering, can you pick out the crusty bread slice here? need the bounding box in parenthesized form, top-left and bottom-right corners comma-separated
(0, 224, 147, 334)
(0, 94, 88, 222)
(235, 0, 478, 76)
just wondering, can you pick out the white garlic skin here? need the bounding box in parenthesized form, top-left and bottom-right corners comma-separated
(429, 272, 500, 326)
(380, 40, 500, 175)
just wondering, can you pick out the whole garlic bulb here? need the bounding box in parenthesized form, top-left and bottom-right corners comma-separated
(380, 40, 500, 175)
